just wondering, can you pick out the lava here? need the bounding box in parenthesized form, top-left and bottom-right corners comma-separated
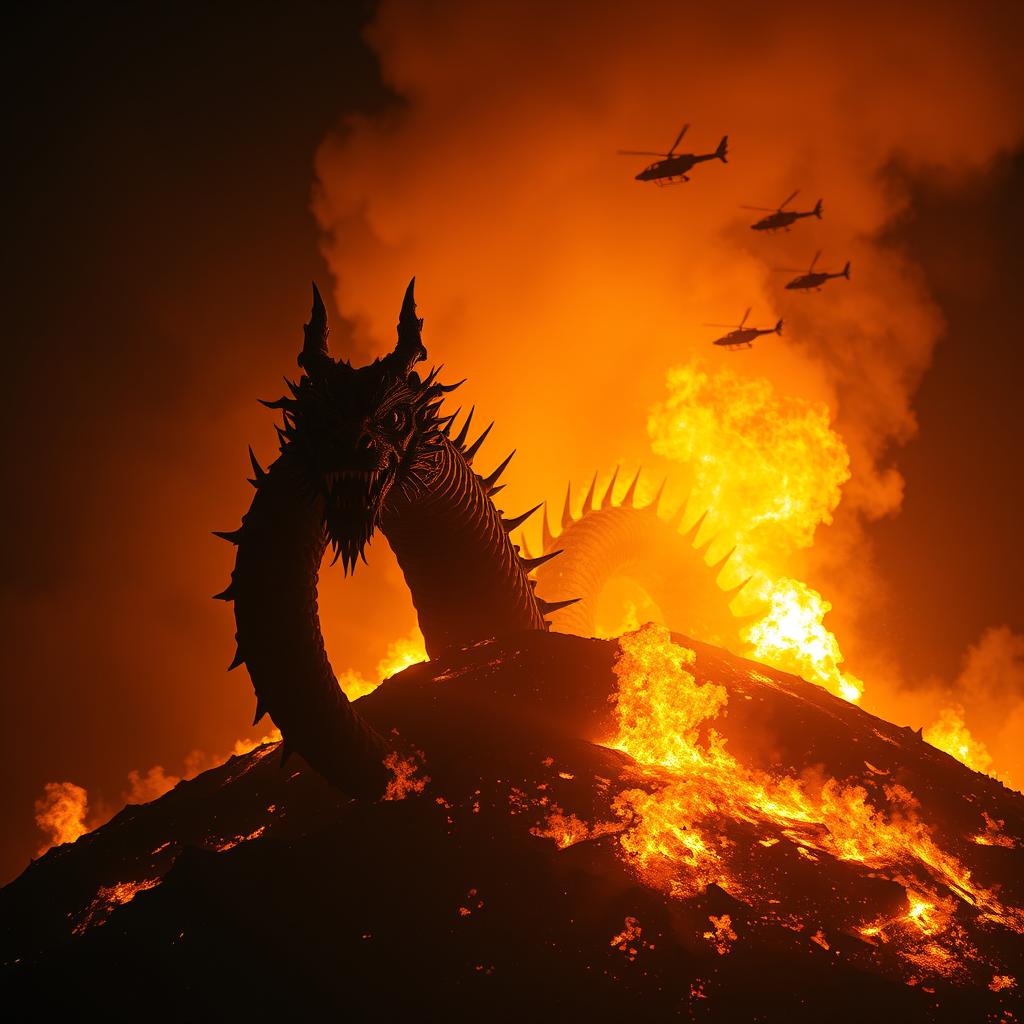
(594, 624, 1024, 982)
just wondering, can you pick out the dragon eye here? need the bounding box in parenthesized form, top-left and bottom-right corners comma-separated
(386, 407, 409, 432)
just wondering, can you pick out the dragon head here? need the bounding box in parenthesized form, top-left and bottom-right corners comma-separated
(267, 279, 459, 572)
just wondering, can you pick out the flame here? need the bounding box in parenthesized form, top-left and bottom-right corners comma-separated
(703, 914, 737, 955)
(648, 362, 862, 702)
(924, 704, 995, 775)
(609, 916, 645, 960)
(971, 812, 1016, 849)
(383, 751, 430, 801)
(34, 782, 90, 854)
(72, 877, 162, 935)
(339, 628, 428, 700)
(599, 625, 1024, 973)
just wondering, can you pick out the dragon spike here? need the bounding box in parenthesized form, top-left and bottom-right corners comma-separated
(582, 470, 598, 514)
(227, 646, 244, 671)
(684, 509, 709, 544)
(519, 532, 534, 560)
(298, 283, 330, 373)
(489, 484, 505, 497)
(721, 576, 753, 601)
(710, 545, 737, 574)
(391, 276, 427, 373)
(212, 584, 234, 601)
(665, 489, 691, 530)
(482, 450, 515, 490)
(521, 549, 562, 572)
(439, 378, 466, 393)
(502, 503, 542, 532)
(213, 528, 244, 544)
(252, 699, 267, 726)
(647, 478, 667, 515)
(464, 422, 494, 463)
(453, 407, 475, 448)
(621, 467, 642, 507)
(601, 466, 620, 508)
(538, 597, 581, 614)
(247, 446, 266, 482)
(561, 481, 574, 530)
(440, 407, 461, 437)
(542, 502, 555, 550)
(258, 396, 292, 410)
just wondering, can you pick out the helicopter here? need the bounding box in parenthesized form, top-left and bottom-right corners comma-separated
(618, 124, 728, 185)
(781, 251, 850, 291)
(706, 308, 783, 350)
(742, 190, 823, 232)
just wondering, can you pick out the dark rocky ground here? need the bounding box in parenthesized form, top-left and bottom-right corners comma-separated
(3, 631, 1021, 1021)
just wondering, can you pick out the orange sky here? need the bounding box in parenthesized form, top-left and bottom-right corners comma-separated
(3, 1, 1023, 884)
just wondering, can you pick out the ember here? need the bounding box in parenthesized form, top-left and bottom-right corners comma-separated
(72, 878, 161, 935)
(601, 624, 1024, 979)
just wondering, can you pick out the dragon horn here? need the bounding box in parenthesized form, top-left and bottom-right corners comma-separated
(298, 283, 330, 373)
(392, 276, 427, 373)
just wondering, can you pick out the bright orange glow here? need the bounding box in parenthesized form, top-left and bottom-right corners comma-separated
(339, 628, 428, 700)
(383, 751, 430, 801)
(34, 782, 90, 854)
(703, 914, 737, 955)
(971, 812, 1016, 849)
(72, 877, 162, 935)
(584, 625, 1024, 974)
(649, 362, 861, 701)
(924, 704, 995, 775)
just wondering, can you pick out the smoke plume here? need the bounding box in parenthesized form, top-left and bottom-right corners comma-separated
(312, 0, 1024, 720)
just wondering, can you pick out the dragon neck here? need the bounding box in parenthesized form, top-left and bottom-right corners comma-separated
(383, 436, 547, 658)
(222, 437, 549, 793)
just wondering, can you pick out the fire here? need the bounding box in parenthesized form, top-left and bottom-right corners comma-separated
(703, 914, 737, 956)
(743, 578, 863, 702)
(34, 781, 90, 854)
(600, 625, 1024, 972)
(648, 362, 862, 702)
(72, 877, 162, 935)
(383, 751, 430, 801)
(971, 812, 1016, 849)
(339, 628, 427, 701)
(924, 705, 995, 775)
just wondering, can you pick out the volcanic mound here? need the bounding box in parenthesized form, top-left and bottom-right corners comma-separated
(2, 627, 1021, 1021)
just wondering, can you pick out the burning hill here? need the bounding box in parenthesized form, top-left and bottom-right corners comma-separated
(2, 627, 1021, 1020)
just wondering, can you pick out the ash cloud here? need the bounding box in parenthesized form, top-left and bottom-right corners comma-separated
(313, 0, 1024, 710)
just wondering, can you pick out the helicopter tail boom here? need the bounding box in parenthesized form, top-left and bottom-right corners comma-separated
(774, 319, 784, 335)
(841, 260, 851, 279)
(715, 135, 729, 163)
(813, 199, 823, 219)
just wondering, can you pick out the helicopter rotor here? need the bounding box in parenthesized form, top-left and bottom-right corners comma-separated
(667, 123, 690, 156)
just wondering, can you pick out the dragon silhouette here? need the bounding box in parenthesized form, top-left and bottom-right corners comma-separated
(215, 281, 576, 796)
(529, 470, 750, 648)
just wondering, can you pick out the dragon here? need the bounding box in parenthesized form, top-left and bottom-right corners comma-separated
(527, 471, 751, 649)
(215, 281, 576, 796)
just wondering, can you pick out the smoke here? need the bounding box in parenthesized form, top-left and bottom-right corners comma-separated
(34, 782, 90, 854)
(31, 628, 426, 853)
(312, 0, 1024, 707)
(935, 627, 1024, 785)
